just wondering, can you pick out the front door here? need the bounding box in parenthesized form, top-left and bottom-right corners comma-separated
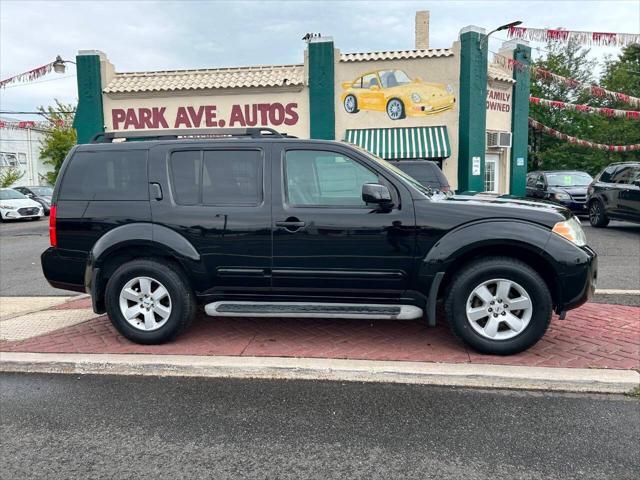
(484, 153, 500, 194)
(271, 143, 416, 299)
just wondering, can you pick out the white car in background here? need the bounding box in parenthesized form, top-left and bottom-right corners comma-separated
(0, 188, 44, 221)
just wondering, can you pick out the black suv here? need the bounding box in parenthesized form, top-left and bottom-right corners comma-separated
(526, 170, 593, 214)
(587, 162, 640, 227)
(42, 128, 597, 355)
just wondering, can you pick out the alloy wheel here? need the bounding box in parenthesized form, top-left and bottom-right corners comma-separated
(118, 276, 172, 331)
(387, 99, 404, 120)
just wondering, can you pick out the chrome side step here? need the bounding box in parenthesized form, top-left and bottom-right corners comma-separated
(204, 301, 423, 320)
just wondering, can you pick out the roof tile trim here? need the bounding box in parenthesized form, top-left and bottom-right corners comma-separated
(340, 48, 453, 62)
(103, 64, 305, 94)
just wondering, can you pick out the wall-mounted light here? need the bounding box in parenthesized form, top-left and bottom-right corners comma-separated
(479, 21, 522, 50)
(53, 55, 76, 74)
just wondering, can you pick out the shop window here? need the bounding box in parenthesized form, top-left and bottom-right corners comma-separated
(0, 152, 19, 168)
(284, 150, 378, 207)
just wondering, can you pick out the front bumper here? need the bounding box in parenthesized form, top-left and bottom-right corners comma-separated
(556, 245, 598, 314)
(1, 207, 43, 219)
(409, 97, 456, 116)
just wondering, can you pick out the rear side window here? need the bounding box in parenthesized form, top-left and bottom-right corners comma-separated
(170, 149, 263, 205)
(59, 150, 148, 201)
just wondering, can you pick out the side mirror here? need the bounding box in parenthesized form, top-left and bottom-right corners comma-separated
(362, 183, 393, 208)
(26, 193, 34, 198)
(633, 180, 640, 187)
(535, 182, 545, 189)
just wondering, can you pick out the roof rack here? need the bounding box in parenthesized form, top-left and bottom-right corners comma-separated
(90, 127, 285, 143)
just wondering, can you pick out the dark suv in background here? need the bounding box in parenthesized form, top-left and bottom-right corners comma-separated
(587, 161, 640, 227)
(42, 128, 596, 355)
(526, 170, 593, 214)
(391, 160, 451, 192)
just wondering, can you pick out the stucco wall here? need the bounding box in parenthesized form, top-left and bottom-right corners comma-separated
(0, 126, 49, 186)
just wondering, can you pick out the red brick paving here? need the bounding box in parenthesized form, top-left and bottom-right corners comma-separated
(2, 302, 639, 370)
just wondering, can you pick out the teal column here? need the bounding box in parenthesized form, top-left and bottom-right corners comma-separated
(73, 52, 104, 144)
(510, 44, 531, 196)
(308, 38, 335, 140)
(457, 29, 488, 193)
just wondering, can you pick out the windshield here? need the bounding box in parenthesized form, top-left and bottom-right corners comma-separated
(379, 70, 412, 88)
(30, 186, 53, 196)
(348, 145, 433, 197)
(545, 172, 593, 187)
(0, 189, 27, 200)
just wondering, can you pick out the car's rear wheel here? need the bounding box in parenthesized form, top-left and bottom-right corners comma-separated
(105, 259, 196, 344)
(589, 200, 610, 228)
(386, 98, 405, 120)
(344, 94, 359, 113)
(445, 257, 552, 355)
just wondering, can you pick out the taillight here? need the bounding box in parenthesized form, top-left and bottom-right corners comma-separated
(49, 204, 57, 247)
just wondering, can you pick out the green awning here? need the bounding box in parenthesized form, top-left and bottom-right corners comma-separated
(344, 126, 451, 160)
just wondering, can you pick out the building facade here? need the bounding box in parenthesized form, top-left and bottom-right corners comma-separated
(0, 119, 49, 186)
(73, 14, 531, 195)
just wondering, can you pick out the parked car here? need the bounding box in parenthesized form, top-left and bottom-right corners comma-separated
(391, 160, 451, 192)
(587, 162, 640, 227)
(526, 171, 593, 214)
(42, 128, 596, 355)
(0, 188, 44, 221)
(340, 69, 455, 120)
(13, 185, 53, 215)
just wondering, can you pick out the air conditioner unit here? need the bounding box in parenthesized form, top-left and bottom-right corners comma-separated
(486, 131, 512, 148)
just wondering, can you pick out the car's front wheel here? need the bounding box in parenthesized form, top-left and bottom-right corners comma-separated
(386, 98, 405, 120)
(343, 94, 359, 113)
(105, 258, 196, 344)
(589, 200, 610, 228)
(445, 257, 552, 355)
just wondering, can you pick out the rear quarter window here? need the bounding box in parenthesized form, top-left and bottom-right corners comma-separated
(59, 150, 148, 201)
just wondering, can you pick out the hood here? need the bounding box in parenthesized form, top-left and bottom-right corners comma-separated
(0, 198, 42, 209)
(427, 194, 572, 228)
(386, 82, 450, 96)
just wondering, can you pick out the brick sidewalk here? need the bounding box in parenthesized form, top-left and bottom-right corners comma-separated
(1, 297, 638, 370)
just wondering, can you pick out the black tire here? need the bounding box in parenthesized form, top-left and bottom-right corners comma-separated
(105, 258, 196, 344)
(343, 94, 359, 113)
(589, 199, 610, 228)
(445, 256, 552, 355)
(386, 98, 405, 120)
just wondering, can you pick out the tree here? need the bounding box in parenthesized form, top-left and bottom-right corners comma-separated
(39, 100, 76, 185)
(528, 41, 640, 176)
(0, 167, 24, 188)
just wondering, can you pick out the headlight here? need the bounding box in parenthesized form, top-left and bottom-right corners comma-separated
(446, 84, 454, 94)
(0, 204, 17, 210)
(552, 217, 587, 247)
(552, 192, 571, 201)
(411, 92, 421, 103)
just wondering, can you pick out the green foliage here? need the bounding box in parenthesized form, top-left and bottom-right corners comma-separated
(39, 100, 77, 185)
(529, 42, 640, 176)
(0, 167, 25, 188)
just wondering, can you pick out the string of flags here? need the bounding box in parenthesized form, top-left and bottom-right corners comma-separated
(528, 118, 640, 151)
(492, 52, 640, 108)
(507, 26, 640, 47)
(530, 97, 640, 119)
(0, 119, 65, 130)
(0, 62, 56, 89)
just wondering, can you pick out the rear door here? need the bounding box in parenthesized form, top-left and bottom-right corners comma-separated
(149, 142, 271, 296)
(616, 166, 640, 221)
(270, 142, 416, 298)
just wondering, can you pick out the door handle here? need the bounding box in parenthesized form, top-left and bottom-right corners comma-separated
(276, 218, 306, 231)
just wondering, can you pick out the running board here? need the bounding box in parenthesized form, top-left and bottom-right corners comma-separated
(204, 302, 423, 320)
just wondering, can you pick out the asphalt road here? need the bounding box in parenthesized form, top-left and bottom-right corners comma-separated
(0, 217, 638, 297)
(1, 373, 638, 480)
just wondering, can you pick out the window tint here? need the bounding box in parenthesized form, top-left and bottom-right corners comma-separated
(526, 174, 536, 187)
(362, 73, 379, 89)
(599, 166, 617, 183)
(59, 150, 148, 201)
(610, 165, 636, 184)
(202, 150, 262, 205)
(285, 150, 378, 207)
(170, 151, 201, 205)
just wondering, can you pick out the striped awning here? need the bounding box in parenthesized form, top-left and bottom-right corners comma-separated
(344, 126, 451, 160)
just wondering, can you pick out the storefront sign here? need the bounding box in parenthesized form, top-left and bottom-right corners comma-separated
(110, 103, 299, 130)
(486, 89, 511, 113)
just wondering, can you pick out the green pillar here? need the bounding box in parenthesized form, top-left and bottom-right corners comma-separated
(457, 28, 488, 193)
(307, 38, 335, 140)
(73, 52, 104, 144)
(510, 43, 531, 196)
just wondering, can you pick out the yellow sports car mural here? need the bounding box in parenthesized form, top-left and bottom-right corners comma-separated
(340, 69, 455, 120)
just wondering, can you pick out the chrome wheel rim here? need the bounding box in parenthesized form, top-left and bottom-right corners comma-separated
(119, 276, 172, 331)
(344, 95, 356, 112)
(590, 203, 600, 223)
(466, 278, 532, 341)
(387, 99, 403, 119)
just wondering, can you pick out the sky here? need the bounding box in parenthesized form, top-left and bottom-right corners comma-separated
(1, 0, 639, 118)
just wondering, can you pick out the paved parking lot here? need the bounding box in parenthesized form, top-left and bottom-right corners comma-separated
(0, 217, 638, 297)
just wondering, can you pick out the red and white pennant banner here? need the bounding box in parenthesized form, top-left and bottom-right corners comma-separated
(530, 96, 640, 119)
(528, 118, 640, 151)
(0, 62, 55, 89)
(0, 119, 65, 130)
(492, 53, 640, 108)
(508, 27, 640, 47)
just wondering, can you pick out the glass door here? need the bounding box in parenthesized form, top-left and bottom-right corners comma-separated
(484, 153, 500, 194)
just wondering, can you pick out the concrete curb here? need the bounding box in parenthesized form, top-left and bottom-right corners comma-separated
(1, 352, 638, 394)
